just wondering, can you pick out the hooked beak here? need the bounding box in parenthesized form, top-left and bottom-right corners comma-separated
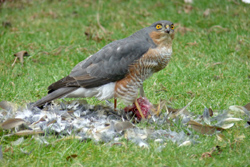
(165, 26, 170, 34)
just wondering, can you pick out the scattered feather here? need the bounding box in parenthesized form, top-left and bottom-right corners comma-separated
(179, 140, 192, 147)
(20, 148, 33, 155)
(114, 121, 134, 132)
(0, 145, 3, 160)
(221, 118, 242, 122)
(229, 105, 247, 114)
(0, 99, 247, 148)
(242, 0, 250, 4)
(0, 101, 17, 111)
(203, 108, 211, 125)
(216, 134, 225, 141)
(184, 0, 193, 3)
(220, 123, 234, 129)
(1, 118, 26, 129)
(11, 137, 24, 146)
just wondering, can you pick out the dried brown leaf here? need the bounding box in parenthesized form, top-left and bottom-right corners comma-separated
(169, 98, 193, 118)
(175, 26, 193, 36)
(2, 21, 11, 28)
(66, 154, 78, 161)
(203, 9, 210, 17)
(186, 41, 198, 46)
(244, 103, 250, 111)
(4, 147, 13, 154)
(208, 108, 213, 117)
(188, 120, 223, 135)
(12, 51, 29, 66)
(1, 118, 26, 129)
(184, 5, 193, 13)
(208, 25, 230, 33)
(216, 134, 226, 141)
(200, 146, 222, 159)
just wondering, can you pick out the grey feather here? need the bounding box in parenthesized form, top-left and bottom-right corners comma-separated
(32, 87, 77, 107)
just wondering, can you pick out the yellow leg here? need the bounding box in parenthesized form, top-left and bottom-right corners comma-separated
(134, 99, 145, 119)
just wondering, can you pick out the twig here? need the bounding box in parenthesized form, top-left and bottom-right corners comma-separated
(96, 13, 107, 33)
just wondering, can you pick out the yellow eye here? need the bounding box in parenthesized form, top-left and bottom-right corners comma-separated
(156, 24, 162, 30)
(171, 25, 174, 30)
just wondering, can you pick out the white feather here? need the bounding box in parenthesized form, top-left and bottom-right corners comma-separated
(65, 82, 115, 101)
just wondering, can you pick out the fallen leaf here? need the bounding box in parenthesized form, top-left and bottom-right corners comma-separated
(1, 118, 26, 129)
(2, 21, 12, 28)
(184, 0, 193, 3)
(15, 130, 44, 136)
(66, 154, 78, 161)
(175, 26, 193, 36)
(184, 5, 193, 13)
(216, 134, 226, 141)
(208, 108, 213, 117)
(244, 102, 250, 111)
(169, 98, 193, 119)
(12, 51, 29, 66)
(188, 120, 223, 135)
(203, 9, 210, 17)
(235, 134, 245, 141)
(200, 146, 222, 159)
(4, 147, 13, 154)
(201, 152, 212, 158)
(208, 25, 230, 33)
(186, 41, 198, 46)
(111, 142, 126, 147)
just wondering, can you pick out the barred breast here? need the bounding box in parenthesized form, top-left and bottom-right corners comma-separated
(115, 46, 172, 104)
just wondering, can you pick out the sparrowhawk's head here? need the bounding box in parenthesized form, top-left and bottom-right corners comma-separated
(148, 20, 174, 46)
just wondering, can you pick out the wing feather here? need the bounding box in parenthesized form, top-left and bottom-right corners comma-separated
(48, 30, 156, 92)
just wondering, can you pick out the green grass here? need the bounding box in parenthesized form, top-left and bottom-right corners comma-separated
(0, 0, 250, 166)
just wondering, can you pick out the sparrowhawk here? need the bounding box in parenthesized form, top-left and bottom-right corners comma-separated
(33, 20, 175, 110)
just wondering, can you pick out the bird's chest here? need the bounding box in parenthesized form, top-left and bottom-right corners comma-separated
(139, 46, 172, 73)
